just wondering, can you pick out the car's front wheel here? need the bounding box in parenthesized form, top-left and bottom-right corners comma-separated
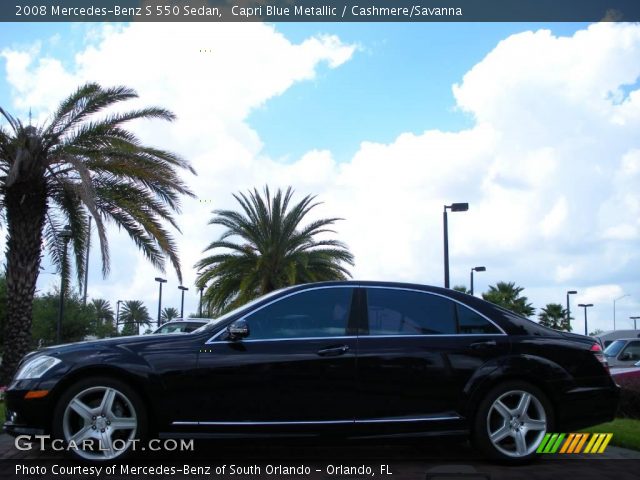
(473, 381, 553, 463)
(53, 376, 146, 461)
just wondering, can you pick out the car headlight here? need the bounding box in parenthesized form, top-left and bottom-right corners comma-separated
(14, 355, 62, 380)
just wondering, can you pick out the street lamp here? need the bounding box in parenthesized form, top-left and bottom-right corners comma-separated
(613, 294, 629, 331)
(578, 303, 594, 336)
(470, 266, 486, 296)
(198, 285, 205, 317)
(56, 225, 73, 344)
(566, 290, 577, 331)
(178, 286, 189, 319)
(116, 300, 122, 329)
(443, 202, 469, 289)
(154, 277, 167, 327)
(631, 316, 640, 330)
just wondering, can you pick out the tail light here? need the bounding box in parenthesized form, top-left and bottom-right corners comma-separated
(590, 342, 610, 374)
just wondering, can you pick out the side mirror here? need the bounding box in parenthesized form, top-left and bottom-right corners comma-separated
(619, 352, 631, 361)
(227, 320, 249, 341)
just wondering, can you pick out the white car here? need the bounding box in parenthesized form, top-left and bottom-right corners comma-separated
(152, 318, 208, 334)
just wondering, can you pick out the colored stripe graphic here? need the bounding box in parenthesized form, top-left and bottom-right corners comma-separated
(550, 433, 566, 453)
(574, 432, 589, 453)
(543, 433, 559, 453)
(598, 433, 613, 453)
(584, 433, 599, 453)
(536, 433, 613, 454)
(537, 433, 552, 453)
(559, 433, 575, 453)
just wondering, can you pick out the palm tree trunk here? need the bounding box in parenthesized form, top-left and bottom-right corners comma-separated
(0, 180, 47, 384)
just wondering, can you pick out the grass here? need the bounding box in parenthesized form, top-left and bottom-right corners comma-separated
(581, 418, 640, 451)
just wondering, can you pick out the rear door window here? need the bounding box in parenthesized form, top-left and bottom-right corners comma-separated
(365, 288, 456, 335)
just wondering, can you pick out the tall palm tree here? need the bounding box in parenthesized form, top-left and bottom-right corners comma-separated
(89, 298, 114, 326)
(195, 186, 354, 315)
(119, 300, 151, 336)
(482, 281, 535, 317)
(161, 307, 179, 323)
(87, 298, 116, 338)
(538, 303, 572, 332)
(0, 83, 195, 382)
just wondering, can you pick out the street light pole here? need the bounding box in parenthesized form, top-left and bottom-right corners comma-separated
(613, 294, 629, 331)
(155, 277, 167, 327)
(470, 266, 486, 296)
(443, 202, 469, 289)
(198, 286, 204, 317)
(178, 286, 189, 319)
(631, 316, 640, 330)
(566, 290, 577, 331)
(578, 303, 594, 336)
(116, 300, 122, 330)
(56, 225, 73, 344)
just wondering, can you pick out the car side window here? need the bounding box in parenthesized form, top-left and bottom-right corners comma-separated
(620, 341, 640, 361)
(243, 288, 354, 340)
(366, 288, 456, 335)
(457, 304, 501, 334)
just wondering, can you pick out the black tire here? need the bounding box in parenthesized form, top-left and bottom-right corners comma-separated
(52, 376, 147, 461)
(472, 380, 554, 463)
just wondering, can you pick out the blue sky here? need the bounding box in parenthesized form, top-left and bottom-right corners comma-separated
(1, 21, 638, 333)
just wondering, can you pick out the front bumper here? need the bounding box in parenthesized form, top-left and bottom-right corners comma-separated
(3, 378, 56, 437)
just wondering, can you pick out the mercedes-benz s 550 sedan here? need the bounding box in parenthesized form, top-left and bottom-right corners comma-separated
(4, 281, 619, 462)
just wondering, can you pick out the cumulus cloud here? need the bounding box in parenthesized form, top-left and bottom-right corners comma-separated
(3, 22, 640, 333)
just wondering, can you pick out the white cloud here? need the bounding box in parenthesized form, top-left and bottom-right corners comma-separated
(2, 22, 640, 334)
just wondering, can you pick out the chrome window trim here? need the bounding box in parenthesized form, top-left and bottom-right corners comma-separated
(365, 285, 507, 335)
(172, 415, 461, 426)
(204, 333, 504, 346)
(204, 284, 507, 344)
(205, 285, 357, 344)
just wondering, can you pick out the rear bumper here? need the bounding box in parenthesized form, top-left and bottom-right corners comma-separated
(555, 384, 620, 431)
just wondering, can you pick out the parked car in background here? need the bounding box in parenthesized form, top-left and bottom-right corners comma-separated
(151, 319, 208, 334)
(611, 366, 640, 385)
(594, 329, 640, 348)
(4, 281, 619, 463)
(604, 338, 640, 367)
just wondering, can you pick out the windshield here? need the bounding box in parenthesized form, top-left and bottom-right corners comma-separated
(191, 288, 292, 334)
(604, 340, 626, 357)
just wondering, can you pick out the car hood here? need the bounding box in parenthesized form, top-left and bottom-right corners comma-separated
(23, 333, 189, 361)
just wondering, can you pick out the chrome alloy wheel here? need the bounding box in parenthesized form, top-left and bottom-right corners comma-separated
(62, 386, 137, 460)
(486, 389, 547, 458)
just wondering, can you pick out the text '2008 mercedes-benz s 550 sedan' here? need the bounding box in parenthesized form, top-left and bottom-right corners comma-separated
(4, 281, 619, 462)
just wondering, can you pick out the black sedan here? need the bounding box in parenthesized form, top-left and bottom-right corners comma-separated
(4, 281, 619, 462)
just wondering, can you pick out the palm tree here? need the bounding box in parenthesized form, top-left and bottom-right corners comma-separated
(0, 83, 195, 382)
(195, 186, 354, 315)
(482, 281, 535, 317)
(88, 298, 116, 338)
(89, 298, 114, 326)
(538, 303, 572, 332)
(161, 307, 179, 323)
(453, 285, 471, 294)
(119, 300, 151, 336)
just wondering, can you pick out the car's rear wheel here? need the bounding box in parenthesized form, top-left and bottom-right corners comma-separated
(53, 376, 146, 461)
(473, 381, 553, 462)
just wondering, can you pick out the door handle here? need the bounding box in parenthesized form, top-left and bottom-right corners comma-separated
(470, 340, 497, 349)
(317, 345, 350, 357)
